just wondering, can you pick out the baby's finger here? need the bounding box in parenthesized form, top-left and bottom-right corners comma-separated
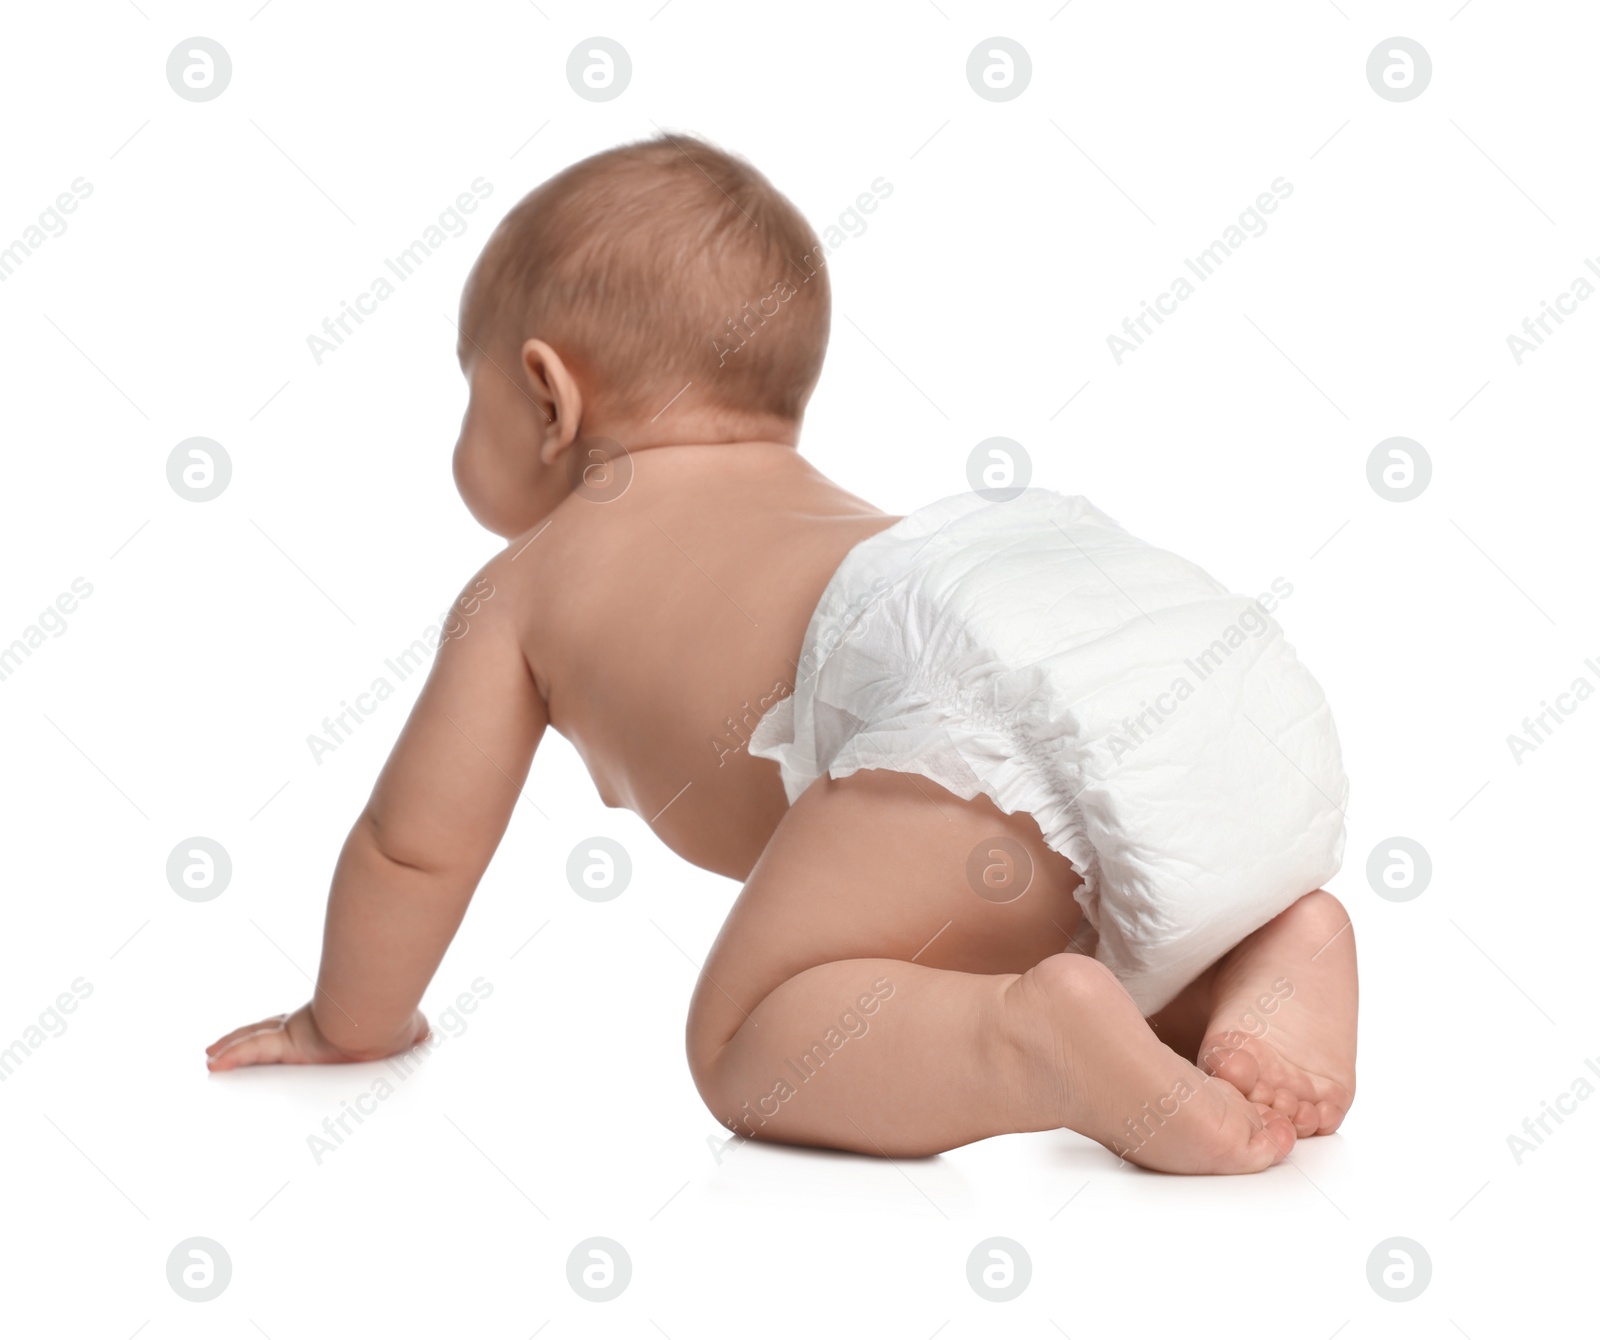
(206, 1020, 292, 1071)
(206, 1014, 289, 1056)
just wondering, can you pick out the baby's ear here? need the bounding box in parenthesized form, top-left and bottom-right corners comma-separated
(521, 338, 582, 450)
(538, 433, 573, 467)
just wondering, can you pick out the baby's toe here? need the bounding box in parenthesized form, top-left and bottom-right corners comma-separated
(1314, 1097, 1348, 1135)
(1248, 1105, 1297, 1166)
(1201, 1033, 1260, 1096)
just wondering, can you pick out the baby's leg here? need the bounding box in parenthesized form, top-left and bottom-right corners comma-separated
(1194, 890, 1358, 1137)
(686, 769, 1296, 1172)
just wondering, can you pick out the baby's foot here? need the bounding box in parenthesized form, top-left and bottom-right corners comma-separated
(1197, 890, 1357, 1138)
(1010, 954, 1297, 1174)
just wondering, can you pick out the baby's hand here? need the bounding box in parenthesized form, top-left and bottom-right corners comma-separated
(205, 1003, 429, 1071)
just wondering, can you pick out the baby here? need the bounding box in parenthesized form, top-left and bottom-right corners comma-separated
(207, 135, 1357, 1174)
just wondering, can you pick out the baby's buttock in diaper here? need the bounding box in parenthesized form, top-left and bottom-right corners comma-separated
(747, 488, 1348, 1015)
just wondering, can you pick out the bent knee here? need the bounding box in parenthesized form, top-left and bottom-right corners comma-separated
(684, 1025, 777, 1142)
(1290, 888, 1352, 937)
(684, 989, 740, 1107)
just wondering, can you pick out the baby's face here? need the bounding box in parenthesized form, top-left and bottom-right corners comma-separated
(453, 353, 566, 538)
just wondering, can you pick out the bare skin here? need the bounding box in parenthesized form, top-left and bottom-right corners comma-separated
(207, 329, 1356, 1174)
(1196, 890, 1357, 1137)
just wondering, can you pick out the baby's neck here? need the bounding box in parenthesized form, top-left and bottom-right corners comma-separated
(616, 438, 814, 487)
(594, 405, 801, 455)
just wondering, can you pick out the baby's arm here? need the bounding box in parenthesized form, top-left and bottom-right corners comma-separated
(207, 562, 545, 1069)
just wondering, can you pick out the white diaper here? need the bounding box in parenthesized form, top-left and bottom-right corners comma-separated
(748, 488, 1347, 1014)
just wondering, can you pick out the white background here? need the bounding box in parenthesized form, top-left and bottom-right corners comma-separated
(1, 1, 1596, 1335)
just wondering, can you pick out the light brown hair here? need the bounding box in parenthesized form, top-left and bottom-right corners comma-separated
(462, 133, 830, 426)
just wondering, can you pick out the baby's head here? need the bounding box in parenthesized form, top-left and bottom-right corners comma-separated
(454, 134, 830, 535)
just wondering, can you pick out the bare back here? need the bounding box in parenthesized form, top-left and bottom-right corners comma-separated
(513, 444, 899, 880)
